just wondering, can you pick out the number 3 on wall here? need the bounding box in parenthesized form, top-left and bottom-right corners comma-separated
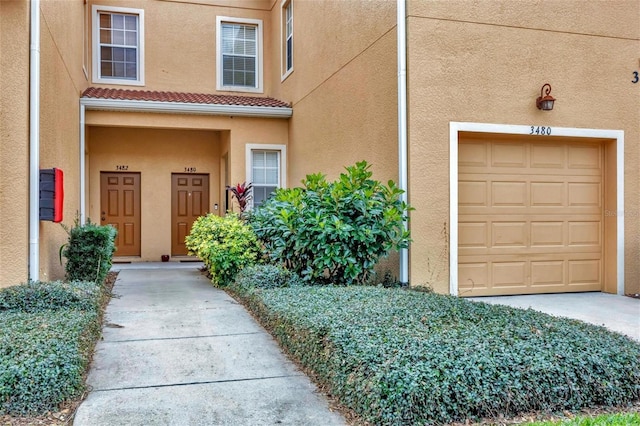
(633, 71, 639, 84)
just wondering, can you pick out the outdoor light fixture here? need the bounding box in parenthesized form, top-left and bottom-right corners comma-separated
(536, 83, 556, 111)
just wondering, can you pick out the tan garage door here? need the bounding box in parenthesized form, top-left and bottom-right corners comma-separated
(458, 137, 603, 296)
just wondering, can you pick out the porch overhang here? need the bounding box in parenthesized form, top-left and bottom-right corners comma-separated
(80, 88, 292, 118)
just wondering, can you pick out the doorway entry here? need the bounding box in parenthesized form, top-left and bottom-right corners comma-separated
(172, 173, 210, 256)
(100, 172, 141, 256)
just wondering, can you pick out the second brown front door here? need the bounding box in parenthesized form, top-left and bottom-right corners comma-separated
(100, 172, 141, 256)
(172, 173, 210, 256)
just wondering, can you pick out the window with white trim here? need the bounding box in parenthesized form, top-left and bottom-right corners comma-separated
(92, 6, 144, 85)
(246, 144, 286, 208)
(217, 17, 263, 92)
(282, 0, 293, 77)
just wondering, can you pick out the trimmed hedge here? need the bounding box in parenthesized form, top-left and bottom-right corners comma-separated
(234, 264, 303, 290)
(0, 280, 107, 415)
(229, 285, 640, 425)
(63, 219, 117, 284)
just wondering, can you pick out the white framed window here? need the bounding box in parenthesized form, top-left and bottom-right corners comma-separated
(92, 5, 144, 86)
(246, 144, 287, 208)
(217, 16, 263, 93)
(281, 0, 293, 79)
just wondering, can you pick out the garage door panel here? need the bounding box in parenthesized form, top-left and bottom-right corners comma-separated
(568, 221, 600, 246)
(459, 181, 488, 206)
(492, 262, 527, 287)
(459, 139, 603, 296)
(459, 222, 488, 248)
(530, 221, 564, 247)
(492, 182, 527, 206)
(531, 144, 565, 169)
(531, 182, 564, 206)
(491, 222, 527, 247)
(531, 260, 565, 286)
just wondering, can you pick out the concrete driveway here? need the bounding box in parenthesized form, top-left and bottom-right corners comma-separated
(471, 292, 640, 341)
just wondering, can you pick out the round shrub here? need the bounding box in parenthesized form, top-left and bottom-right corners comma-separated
(62, 218, 117, 284)
(250, 161, 411, 285)
(185, 213, 262, 286)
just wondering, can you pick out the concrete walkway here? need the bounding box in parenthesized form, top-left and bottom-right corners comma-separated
(471, 292, 640, 342)
(73, 265, 345, 426)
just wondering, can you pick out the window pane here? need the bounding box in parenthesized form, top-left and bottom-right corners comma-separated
(100, 29, 111, 44)
(101, 61, 112, 77)
(113, 62, 125, 77)
(112, 30, 124, 45)
(265, 169, 278, 185)
(101, 46, 113, 60)
(265, 151, 278, 167)
(124, 15, 137, 31)
(253, 186, 277, 207)
(220, 21, 258, 87)
(112, 14, 124, 29)
(125, 48, 136, 62)
(125, 31, 136, 46)
(125, 62, 137, 78)
(253, 151, 265, 167)
(99, 13, 111, 29)
(113, 47, 125, 61)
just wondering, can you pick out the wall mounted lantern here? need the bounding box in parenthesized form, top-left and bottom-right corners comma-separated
(536, 83, 556, 111)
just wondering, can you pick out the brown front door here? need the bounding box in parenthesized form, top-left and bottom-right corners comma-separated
(100, 172, 141, 256)
(172, 174, 209, 256)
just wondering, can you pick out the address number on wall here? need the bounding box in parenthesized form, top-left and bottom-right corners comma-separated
(529, 126, 552, 136)
(116, 165, 129, 170)
(184, 167, 197, 173)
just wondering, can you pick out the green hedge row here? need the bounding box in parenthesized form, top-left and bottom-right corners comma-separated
(0, 280, 107, 415)
(229, 285, 640, 425)
(62, 219, 117, 284)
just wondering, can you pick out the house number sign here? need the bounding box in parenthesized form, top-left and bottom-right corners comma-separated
(116, 165, 129, 170)
(184, 167, 197, 173)
(529, 126, 552, 136)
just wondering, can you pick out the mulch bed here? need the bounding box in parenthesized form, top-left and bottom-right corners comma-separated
(1, 271, 118, 426)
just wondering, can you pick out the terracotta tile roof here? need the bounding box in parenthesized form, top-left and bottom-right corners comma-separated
(82, 87, 290, 108)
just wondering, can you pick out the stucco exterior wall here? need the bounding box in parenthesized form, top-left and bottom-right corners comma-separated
(88, 127, 220, 260)
(406, 0, 640, 293)
(39, 0, 86, 282)
(86, 0, 274, 95)
(0, 1, 30, 287)
(274, 0, 398, 182)
(84, 112, 288, 260)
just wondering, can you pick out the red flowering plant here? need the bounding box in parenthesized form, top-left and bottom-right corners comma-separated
(226, 182, 253, 214)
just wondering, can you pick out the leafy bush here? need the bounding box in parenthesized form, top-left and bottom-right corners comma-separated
(62, 218, 117, 284)
(0, 280, 106, 415)
(233, 264, 303, 291)
(185, 213, 262, 286)
(230, 285, 640, 425)
(250, 161, 411, 285)
(0, 280, 101, 313)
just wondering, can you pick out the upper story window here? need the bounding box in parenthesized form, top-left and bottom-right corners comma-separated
(92, 6, 144, 86)
(217, 17, 263, 93)
(281, 0, 293, 79)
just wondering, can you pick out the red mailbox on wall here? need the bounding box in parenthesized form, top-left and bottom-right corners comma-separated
(39, 168, 64, 223)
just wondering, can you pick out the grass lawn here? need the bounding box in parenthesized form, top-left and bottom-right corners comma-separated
(230, 283, 640, 425)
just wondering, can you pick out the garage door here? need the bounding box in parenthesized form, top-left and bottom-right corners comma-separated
(458, 137, 603, 296)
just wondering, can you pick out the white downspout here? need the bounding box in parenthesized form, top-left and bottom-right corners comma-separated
(80, 103, 86, 223)
(29, 0, 41, 281)
(397, 0, 409, 285)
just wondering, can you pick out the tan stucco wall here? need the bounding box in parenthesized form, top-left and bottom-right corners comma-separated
(0, 1, 30, 287)
(85, 112, 288, 260)
(88, 127, 220, 260)
(39, 0, 87, 282)
(406, 0, 640, 294)
(272, 0, 398, 184)
(86, 0, 275, 95)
